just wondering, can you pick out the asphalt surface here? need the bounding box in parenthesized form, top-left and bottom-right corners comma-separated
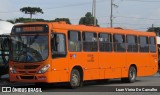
(0, 73, 160, 95)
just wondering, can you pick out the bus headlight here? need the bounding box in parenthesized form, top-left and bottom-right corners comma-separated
(38, 64, 50, 74)
(9, 66, 17, 74)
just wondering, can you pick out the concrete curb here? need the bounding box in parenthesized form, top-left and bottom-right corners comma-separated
(154, 72, 160, 76)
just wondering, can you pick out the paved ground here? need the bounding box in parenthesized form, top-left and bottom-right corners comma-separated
(0, 73, 160, 95)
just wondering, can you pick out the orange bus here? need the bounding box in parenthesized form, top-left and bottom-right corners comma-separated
(9, 22, 158, 88)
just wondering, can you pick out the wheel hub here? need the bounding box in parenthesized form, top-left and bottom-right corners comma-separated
(71, 74, 79, 86)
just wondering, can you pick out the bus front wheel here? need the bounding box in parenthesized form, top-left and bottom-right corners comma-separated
(70, 69, 81, 88)
(121, 66, 137, 83)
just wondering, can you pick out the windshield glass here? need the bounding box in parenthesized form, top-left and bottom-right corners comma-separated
(10, 35, 48, 62)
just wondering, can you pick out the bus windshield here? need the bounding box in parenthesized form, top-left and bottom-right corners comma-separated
(10, 35, 48, 62)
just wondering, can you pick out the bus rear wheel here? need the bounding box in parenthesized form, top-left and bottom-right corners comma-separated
(70, 69, 81, 88)
(121, 66, 137, 83)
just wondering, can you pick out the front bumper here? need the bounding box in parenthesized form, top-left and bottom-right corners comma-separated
(9, 73, 48, 83)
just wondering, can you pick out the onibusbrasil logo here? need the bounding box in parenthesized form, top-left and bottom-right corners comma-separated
(2, 87, 42, 92)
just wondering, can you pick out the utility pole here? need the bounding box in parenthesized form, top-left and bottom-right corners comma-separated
(92, 0, 94, 16)
(92, 0, 96, 26)
(110, 0, 118, 28)
(110, 0, 113, 28)
(94, 0, 96, 26)
(152, 24, 154, 31)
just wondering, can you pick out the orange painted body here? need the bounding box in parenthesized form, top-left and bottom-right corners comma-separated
(9, 22, 158, 83)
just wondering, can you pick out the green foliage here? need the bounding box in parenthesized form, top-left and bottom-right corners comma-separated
(79, 12, 99, 26)
(54, 18, 71, 24)
(147, 27, 160, 33)
(7, 20, 15, 24)
(13, 17, 48, 23)
(20, 7, 43, 15)
(8, 17, 71, 24)
(20, 7, 43, 21)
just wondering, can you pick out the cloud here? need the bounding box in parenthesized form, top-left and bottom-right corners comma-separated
(0, 0, 9, 11)
(0, 0, 10, 20)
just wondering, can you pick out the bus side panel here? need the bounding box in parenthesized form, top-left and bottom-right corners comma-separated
(50, 58, 69, 82)
(149, 53, 158, 75)
(82, 52, 99, 80)
(99, 52, 113, 79)
(111, 53, 125, 78)
(68, 52, 85, 79)
(126, 53, 140, 77)
(126, 52, 158, 77)
(101, 53, 125, 79)
(138, 54, 151, 76)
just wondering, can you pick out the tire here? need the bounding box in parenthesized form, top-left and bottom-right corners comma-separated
(96, 79, 109, 84)
(121, 66, 137, 83)
(121, 78, 128, 83)
(70, 69, 81, 88)
(35, 82, 47, 87)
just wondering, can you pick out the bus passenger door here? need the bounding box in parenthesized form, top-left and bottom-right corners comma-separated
(51, 32, 69, 82)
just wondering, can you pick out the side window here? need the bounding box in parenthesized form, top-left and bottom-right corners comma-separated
(51, 33, 66, 58)
(139, 36, 149, 52)
(149, 37, 156, 53)
(126, 35, 138, 52)
(68, 31, 81, 52)
(99, 33, 112, 52)
(113, 34, 126, 52)
(83, 32, 98, 52)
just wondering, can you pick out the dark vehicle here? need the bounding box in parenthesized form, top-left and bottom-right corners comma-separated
(157, 37, 160, 71)
(0, 35, 10, 77)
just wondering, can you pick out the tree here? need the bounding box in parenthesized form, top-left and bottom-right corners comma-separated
(7, 17, 71, 24)
(20, 7, 43, 21)
(147, 27, 160, 36)
(14, 17, 45, 23)
(54, 18, 71, 24)
(79, 12, 99, 26)
(7, 20, 15, 24)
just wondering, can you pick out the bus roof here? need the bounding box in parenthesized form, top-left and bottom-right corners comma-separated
(52, 22, 156, 36)
(13, 22, 156, 36)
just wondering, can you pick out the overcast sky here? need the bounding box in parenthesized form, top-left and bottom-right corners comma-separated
(0, 0, 160, 31)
